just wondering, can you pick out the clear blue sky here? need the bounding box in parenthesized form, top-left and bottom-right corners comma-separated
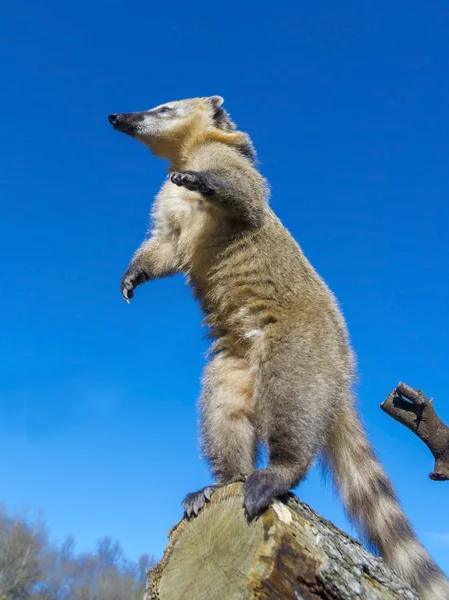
(1, 0, 448, 574)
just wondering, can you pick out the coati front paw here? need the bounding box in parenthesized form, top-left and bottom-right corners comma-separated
(120, 261, 148, 302)
(182, 484, 222, 518)
(170, 170, 217, 195)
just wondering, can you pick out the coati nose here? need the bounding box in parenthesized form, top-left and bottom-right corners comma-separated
(108, 113, 118, 125)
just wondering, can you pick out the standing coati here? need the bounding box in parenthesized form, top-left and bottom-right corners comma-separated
(108, 96, 449, 599)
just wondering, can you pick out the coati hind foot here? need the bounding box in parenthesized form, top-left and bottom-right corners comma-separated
(183, 475, 249, 518)
(243, 469, 291, 519)
(182, 484, 222, 518)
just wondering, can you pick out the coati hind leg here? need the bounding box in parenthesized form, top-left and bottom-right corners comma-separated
(183, 352, 257, 517)
(244, 330, 336, 518)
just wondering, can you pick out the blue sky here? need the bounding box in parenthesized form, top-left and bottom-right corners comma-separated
(1, 0, 448, 575)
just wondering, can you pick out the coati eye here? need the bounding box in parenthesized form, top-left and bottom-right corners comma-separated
(158, 106, 171, 113)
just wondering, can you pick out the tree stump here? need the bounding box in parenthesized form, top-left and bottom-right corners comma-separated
(145, 482, 418, 600)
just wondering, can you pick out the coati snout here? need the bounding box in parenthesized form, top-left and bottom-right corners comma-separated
(108, 112, 145, 136)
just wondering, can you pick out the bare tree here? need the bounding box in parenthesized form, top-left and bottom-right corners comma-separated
(0, 504, 154, 600)
(0, 506, 41, 600)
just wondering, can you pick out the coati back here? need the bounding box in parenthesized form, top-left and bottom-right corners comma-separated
(108, 96, 449, 599)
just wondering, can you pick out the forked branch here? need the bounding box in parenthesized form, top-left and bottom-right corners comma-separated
(381, 382, 449, 481)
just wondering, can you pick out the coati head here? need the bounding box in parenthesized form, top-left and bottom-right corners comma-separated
(108, 96, 255, 162)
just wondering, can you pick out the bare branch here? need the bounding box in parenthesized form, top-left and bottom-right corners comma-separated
(395, 382, 430, 406)
(381, 382, 449, 481)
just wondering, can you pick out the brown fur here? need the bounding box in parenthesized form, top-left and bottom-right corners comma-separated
(110, 97, 449, 599)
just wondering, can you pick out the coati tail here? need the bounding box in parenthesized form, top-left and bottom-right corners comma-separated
(323, 401, 449, 600)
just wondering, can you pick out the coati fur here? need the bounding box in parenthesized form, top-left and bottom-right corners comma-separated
(108, 96, 449, 599)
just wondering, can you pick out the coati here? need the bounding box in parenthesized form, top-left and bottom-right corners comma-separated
(108, 96, 449, 599)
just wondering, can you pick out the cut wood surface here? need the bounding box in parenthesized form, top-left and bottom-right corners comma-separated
(145, 482, 418, 600)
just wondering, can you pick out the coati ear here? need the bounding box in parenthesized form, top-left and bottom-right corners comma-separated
(206, 96, 224, 112)
(204, 96, 236, 131)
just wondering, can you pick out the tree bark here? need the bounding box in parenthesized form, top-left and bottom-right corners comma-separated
(145, 482, 418, 600)
(381, 382, 449, 481)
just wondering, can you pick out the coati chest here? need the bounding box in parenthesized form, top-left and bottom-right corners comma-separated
(153, 179, 235, 273)
(152, 181, 279, 337)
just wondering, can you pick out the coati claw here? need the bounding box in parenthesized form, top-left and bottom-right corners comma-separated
(120, 262, 148, 302)
(182, 484, 221, 518)
(170, 171, 197, 189)
(170, 170, 217, 195)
